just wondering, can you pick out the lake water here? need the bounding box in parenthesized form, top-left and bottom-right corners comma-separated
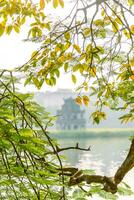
(58, 137, 134, 200)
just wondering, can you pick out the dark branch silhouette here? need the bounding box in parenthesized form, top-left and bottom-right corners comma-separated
(57, 139, 134, 194)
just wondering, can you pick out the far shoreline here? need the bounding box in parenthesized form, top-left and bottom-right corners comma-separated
(50, 128, 134, 139)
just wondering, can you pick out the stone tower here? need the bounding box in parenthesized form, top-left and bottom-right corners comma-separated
(56, 97, 86, 130)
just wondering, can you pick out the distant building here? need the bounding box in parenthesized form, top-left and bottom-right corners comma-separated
(34, 89, 134, 128)
(56, 97, 86, 130)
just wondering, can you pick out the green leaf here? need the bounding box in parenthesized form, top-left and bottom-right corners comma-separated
(24, 76, 32, 86)
(19, 143, 44, 155)
(50, 77, 56, 85)
(53, 69, 60, 78)
(72, 74, 77, 84)
(20, 128, 34, 137)
(73, 64, 81, 72)
(32, 77, 40, 89)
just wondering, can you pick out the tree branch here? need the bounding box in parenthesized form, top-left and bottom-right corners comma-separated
(58, 139, 134, 194)
(56, 143, 91, 153)
(114, 139, 134, 184)
(44, 143, 90, 155)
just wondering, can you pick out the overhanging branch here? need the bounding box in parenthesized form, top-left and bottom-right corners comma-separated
(56, 143, 91, 152)
(44, 143, 90, 155)
(59, 139, 134, 194)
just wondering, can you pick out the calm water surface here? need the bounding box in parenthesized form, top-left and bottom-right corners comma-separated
(58, 137, 134, 200)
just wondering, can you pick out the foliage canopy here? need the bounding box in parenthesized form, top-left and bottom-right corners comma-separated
(0, 0, 134, 199)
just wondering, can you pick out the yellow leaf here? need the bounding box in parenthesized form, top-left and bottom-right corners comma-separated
(75, 96, 82, 105)
(128, 0, 134, 6)
(112, 21, 119, 33)
(130, 59, 134, 66)
(115, 17, 122, 25)
(31, 50, 38, 59)
(130, 74, 134, 80)
(14, 25, 20, 33)
(55, 45, 61, 52)
(84, 86, 88, 91)
(90, 66, 96, 77)
(123, 29, 130, 38)
(66, 52, 73, 60)
(104, 16, 111, 22)
(71, 74, 77, 84)
(59, 0, 64, 7)
(73, 44, 81, 53)
(32, 77, 40, 89)
(83, 82, 88, 87)
(86, 44, 92, 52)
(21, 16, 26, 25)
(53, 0, 58, 8)
(94, 19, 103, 26)
(58, 55, 65, 63)
(6, 25, 12, 35)
(40, 0, 45, 9)
(83, 63, 89, 71)
(101, 9, 105, 17)
(78, 53, 86, 61)
(122, 63, 131, 68)
(64, 63, 68, 72)
(64, 42, 71, 50)
(37, 69, 45, 76)
(100, 112, 106, 120)
(130, 25, 134, 34)
(82, 95, 89, 106)
(83, 82, 88, 91)
(46, 78, 51, 85)
(83, 28, 90, 37)
(64, 32, 70, 40)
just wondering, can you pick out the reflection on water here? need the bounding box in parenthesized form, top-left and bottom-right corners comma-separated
(58, 137, 134, 199)
(58, 137, 129, 175)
